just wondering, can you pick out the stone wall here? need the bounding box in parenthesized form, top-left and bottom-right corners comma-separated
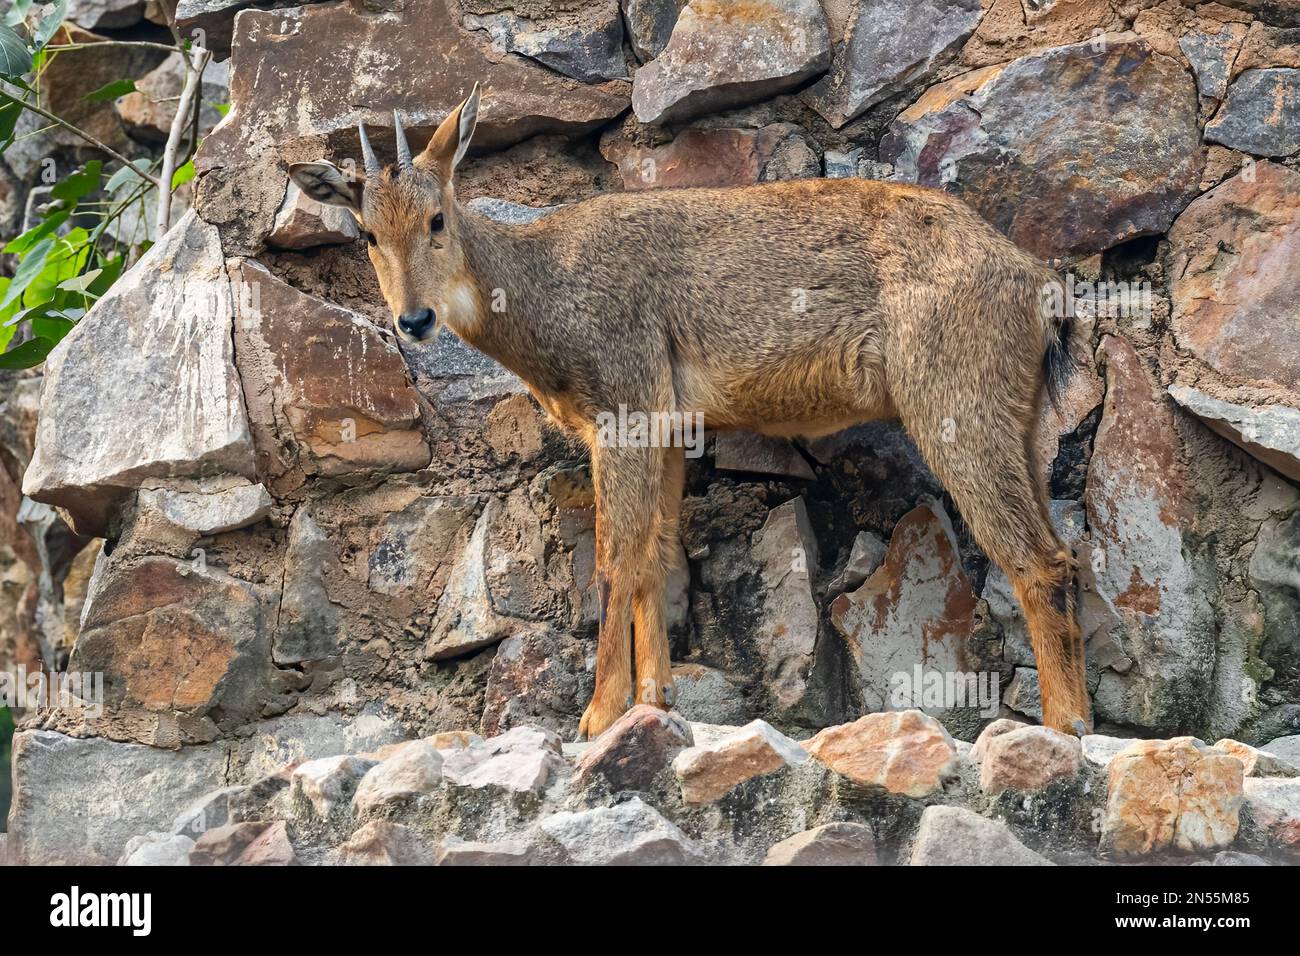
(2, 0, 1300, 865)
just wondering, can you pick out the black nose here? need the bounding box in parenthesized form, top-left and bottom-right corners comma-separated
(398, 308, 435, 339)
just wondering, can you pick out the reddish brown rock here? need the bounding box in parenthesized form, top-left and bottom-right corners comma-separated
(190, 822, 269, 866)
(196, 0, 629, 249)
(1100, 737, 1244, 858)
(1215, 738, 1300, 777)
(1085, 336, 1215, 731)
(969, 718, 1030, 761)
(1168, 162, 1300, 394)
(336, 821, 436, 866)
(830, 501, 978, 715)
(70, 557, 277, 726)
(572, 705, 694, 792)
(961, 0, 1116, 68)
(672, 719, 807, 804)
(883, 34, 1201, 259)
(762, 822, 877, 865)
(803, 710, 958, 798)
(230, 259, 429, 494)
(236, 820, 298, 866)
(601, 125, 813, 192)
(979, 726, 1083, 794)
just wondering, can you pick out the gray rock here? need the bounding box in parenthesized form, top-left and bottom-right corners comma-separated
(1206, 68, 1300, 157)
(750, 496, 820, 713)
(136, 480, 273, 535)
(803, 0, 984, 128)
(670, 663, 752, 725)
(352, 742, 444, 814)
(441, 725, 564, 795)
(539, 797, 705, 865)
(8, 730, 227, 865)
(1179, 29, 1243, 101)
(910, 806, 1053, 866)
(267, 181, 360, 249)
(1081, 734, 1133, 769)
(465, 3, 628, 83)
(22, 211, 256, 536)
(1169, 385, 1300, 484)
(621, 0, 683, 61)
(292, 754, 380, 817)
(714, 431, 814, 480)
(832, 529, 887, 593)
(631, 0, 831, 124)
(171, 786, 249, 837)
(467, 196, 564, 225)
(1263, 734, 1300, 768)
(119, 831, 195, 866)
(1005, 668, 1042, 721)
(763, 821, 877, 865)
(272, 508, 344, 665)
(239, 710, 406, 781)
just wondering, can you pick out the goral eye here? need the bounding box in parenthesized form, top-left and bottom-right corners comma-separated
(361, 230, 376, 247)
(430, 213, 444, 233)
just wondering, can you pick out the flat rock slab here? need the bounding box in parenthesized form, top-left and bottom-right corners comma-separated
(23, 211, 255, 535)
(8, 730, 227, 865)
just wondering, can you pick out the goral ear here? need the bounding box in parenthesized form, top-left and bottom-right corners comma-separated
(417, 83, 481, 182)
(288, 161, 364, 214)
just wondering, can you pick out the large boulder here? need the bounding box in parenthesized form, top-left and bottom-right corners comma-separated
(830, 500, 983, 718)
(631, 0, 831, 124)
(802, 0, 984, 128)
(882, 34, 1202, 258)
(23, 212, 255, 536)
(1167, 162, 1300, 402)
(1100, 737, 1244, 859)
(230, 259, 429, 494)
(195, 0, 630, 250)
(1085, 336, 1216, 732)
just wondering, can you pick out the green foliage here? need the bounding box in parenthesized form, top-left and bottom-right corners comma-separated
(0, 3, 206, 368)
(0, 705, 12, 831)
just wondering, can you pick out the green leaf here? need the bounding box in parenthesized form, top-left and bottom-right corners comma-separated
(0, 336, 55, 369)
(84, 78, 135, 103)
(213, 102, 230, 118)
(32, 0, 67, 50)
(171, 159, 196, 190)
(3, 207, 68, 254)
(0, 23, 32, 79)
(0, 236, 53, 311)
(56, 268, 101, 293)
(85, 254, 122, 297)
(50, 159, 101, 204)
(3, 0, 34, 28)
(0, 90, 22, 145)
(32, 314, 73, 341)
(105, 158, 151, 194)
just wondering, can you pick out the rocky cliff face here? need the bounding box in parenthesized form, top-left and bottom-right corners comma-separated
(2, 0, 1300, 866)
